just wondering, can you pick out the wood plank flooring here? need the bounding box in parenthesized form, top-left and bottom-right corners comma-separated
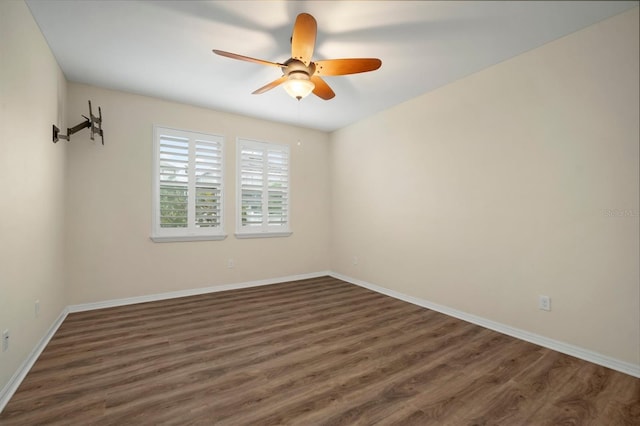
(1, 276, 638, 425)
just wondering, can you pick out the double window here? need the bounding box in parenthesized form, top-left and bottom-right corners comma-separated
(152, 128, 291, 241)
(152, 127, 225, 242)
(236, 139, 291, 238)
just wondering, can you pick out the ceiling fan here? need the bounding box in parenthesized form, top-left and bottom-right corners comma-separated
(213, 13, 382, 101)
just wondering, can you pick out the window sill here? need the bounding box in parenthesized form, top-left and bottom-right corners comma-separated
(234, 231, 292, 239)
(150, 234, 227, 243)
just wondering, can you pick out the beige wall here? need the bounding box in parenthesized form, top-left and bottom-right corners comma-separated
(330, 8, 639, 365)
(64, 84, 331, 304)
(0, 0, 68, 392)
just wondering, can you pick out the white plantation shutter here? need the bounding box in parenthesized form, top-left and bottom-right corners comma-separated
(237, 139, 291, 237)
(152, 127, 225, 242)
(194, 139, 223, 228)
(158, 135, 189, 228)
(267, 147, 289, 226)
(240, 146, 264, 228)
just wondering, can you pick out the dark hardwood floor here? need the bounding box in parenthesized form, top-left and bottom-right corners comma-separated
(1, 276, 638, 425)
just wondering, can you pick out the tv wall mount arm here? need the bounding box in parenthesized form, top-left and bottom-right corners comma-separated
(53, 100, 104, 145)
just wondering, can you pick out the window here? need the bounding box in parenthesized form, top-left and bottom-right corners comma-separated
(152, 126, 225, 242)
(236, 139, 291, 238)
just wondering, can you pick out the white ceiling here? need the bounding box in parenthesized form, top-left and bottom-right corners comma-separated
(26, 1, 638, 132)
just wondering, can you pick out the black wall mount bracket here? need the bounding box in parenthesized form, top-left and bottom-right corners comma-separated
(53, 100, 104, 145)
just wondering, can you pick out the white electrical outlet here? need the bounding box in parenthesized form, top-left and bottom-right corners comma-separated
(538, 295, 551, 311)
(35, 299, 40, 318)
(2, 330, 9, 352)
(353, 256, 358, 265)
(227, 259, 234, 269)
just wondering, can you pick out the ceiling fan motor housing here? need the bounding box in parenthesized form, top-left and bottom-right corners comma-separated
(283, 59, 315, 80)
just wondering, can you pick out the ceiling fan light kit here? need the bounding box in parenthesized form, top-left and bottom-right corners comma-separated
(213, 13, 382, 101)
(283, 74, 315, 100)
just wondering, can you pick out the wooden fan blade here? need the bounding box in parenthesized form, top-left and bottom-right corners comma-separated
(291, 13, 317, 66)
(213, 50, 284, 67)
(314, 58, 382, 76)
(310, 75, 335, 100)
(252, 76, 288, 94)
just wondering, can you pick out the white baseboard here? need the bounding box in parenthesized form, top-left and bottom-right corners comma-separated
(331, 272, 640, 379)
(0, 307, 69, 414)
(68, 271, 332, 313)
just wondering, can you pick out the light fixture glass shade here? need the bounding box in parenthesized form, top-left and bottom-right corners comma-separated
(283, 77, 315, 100)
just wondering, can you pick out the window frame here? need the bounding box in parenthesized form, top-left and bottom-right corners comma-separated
(151, 125, 226, 243)
(235, 138, 292, 239)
